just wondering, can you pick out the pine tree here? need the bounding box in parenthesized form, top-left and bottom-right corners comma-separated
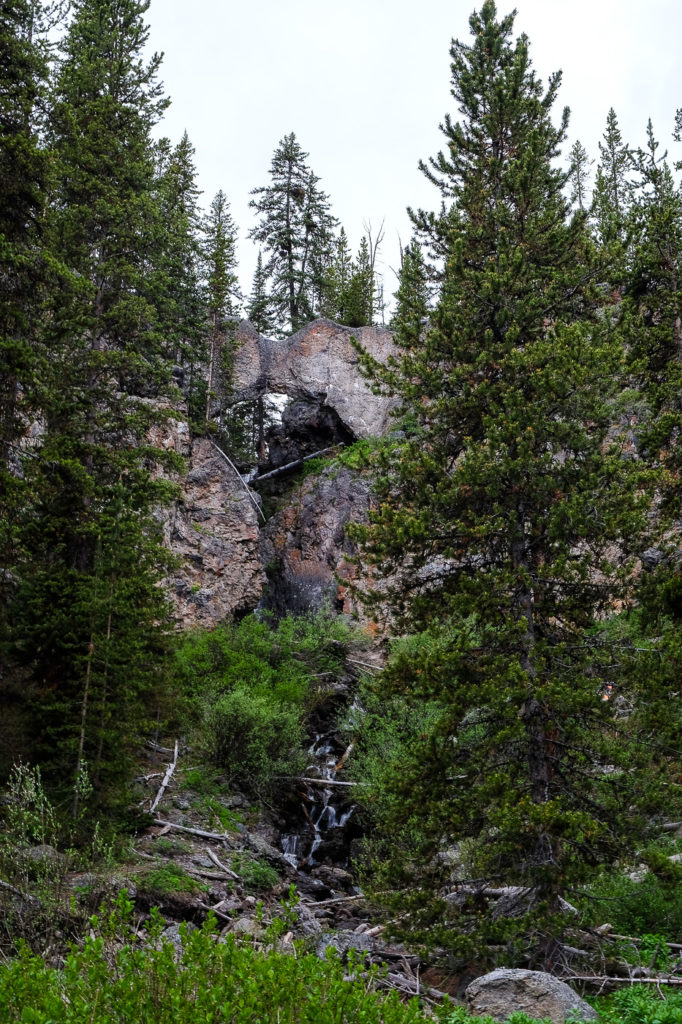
(8, 0, 178, 812)
(248, 133, 338, 335)
(247, 249, 274, 335)
(593, 108, 634, 251)
(343, 236, 374, 327)
(625, 121, 682, 484)
(0, 0, 56, 766)
(0, 0, 49, 480)
(353, 1, 668, 965)
(391, 238, 429, 349)
(152, 132, 206, 380)
(319, 226, 353, 321)
(202, 189, 240, 427)
(568, 138, 593, 214)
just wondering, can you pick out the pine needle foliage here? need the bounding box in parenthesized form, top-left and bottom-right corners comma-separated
(352, 1, 676, 965)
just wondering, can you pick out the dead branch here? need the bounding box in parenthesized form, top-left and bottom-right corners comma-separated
(0, 878, 40, 905)
(196, 900, 232, 924)
(346, 658, 382, 673)
(207, 847, 239, 880)
(379, 973, 445, 1005)
(566, 974, 682, 989)
(146, 740, 177, 755)
(149, 740, 179, 813)
(334, 744, 354, 772)
(605, 932, 682, 952)
(299, 777, 357, 788)
(211, 441, 265, 522)
(299, 893, 370, 908)
(152, 819, 234, 844)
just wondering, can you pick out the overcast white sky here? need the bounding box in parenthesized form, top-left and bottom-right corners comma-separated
(145, 0, 682, 309)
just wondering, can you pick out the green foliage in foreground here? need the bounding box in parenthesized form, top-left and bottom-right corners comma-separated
(0, 904, 430, 1024)
(173, 613, 356, 793)
(5, 892, 682, 1024)
(594, 987, 682, 1024)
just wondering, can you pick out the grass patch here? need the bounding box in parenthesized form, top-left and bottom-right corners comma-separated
(138, 862, 205, 897)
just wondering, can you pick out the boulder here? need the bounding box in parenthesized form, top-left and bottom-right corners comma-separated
(465, 968, 597, 1023)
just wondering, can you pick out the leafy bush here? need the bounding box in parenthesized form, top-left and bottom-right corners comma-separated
(138, 862, 204, 897)
(232, 854, 280, 891)
(0, 904, 433, 1024)
(173, 613, 357, 795)
(581, 865, 682, 941)
(594, 986, 682, 1024)
(205, 687, 305, 793)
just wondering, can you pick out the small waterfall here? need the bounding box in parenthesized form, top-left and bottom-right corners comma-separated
(281, 731, 356, 870)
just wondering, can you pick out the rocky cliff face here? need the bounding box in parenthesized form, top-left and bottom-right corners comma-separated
(259, 465, 374, 623)
(163, 437, 265, 630)
(232, 318, 398, 439)
(163, 320, 397, 629)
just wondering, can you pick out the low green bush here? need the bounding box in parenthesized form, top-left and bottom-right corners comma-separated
(232, 854, 280, 891)
(580, 866, 682, 941)
(594, 986, 682, 1024)
(0, 903, 433, 1024)
(138, 862, 204, 897)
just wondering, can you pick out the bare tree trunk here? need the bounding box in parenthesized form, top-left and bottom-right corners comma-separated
(73, 636, 95, 819)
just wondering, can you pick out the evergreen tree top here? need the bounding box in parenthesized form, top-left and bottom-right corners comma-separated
(409, 0, 572, 270)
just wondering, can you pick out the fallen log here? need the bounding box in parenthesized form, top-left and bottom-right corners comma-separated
(299, 777, 357, 788)
(251, 446, 340, 484)
(207, 847, 239, 880)
(0, 878, 40, 905)
(152, 819, 234, 844)
(149, 740, 179, 813)
(566, 974, 682, 990)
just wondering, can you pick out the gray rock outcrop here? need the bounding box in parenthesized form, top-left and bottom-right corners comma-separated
(164, 437, 264, 629)
(465, 968, 597, 1023)
(232, 319, 398, 439)
(156, 320, 400, 629)
(260, 465, 374, 621)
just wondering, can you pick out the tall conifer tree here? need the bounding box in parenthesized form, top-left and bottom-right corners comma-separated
(9, 0, 177, 811)
(391, 238, 429, 349)
(593, 108, 634, 253)
(249, 133, 338, 335)
(152, 132, 205, 377)
(0, 0, 57, 769)
(354, 1, 670, 964)
(626, 121, 682, 485)
(202, 189, 240, 426)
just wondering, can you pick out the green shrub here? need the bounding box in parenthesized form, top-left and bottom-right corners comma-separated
(232, 854, 280, 891)
(138, 862, 204, 897)
(0, 909, 433, 1024)
(594, 986, 682, 1024)
(173, 613, 358, 795)
(581, 867, 682, 941)
(205, 687, 305, 792)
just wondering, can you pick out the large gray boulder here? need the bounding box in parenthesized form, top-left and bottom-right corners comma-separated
(465, 969, 597, 1023)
